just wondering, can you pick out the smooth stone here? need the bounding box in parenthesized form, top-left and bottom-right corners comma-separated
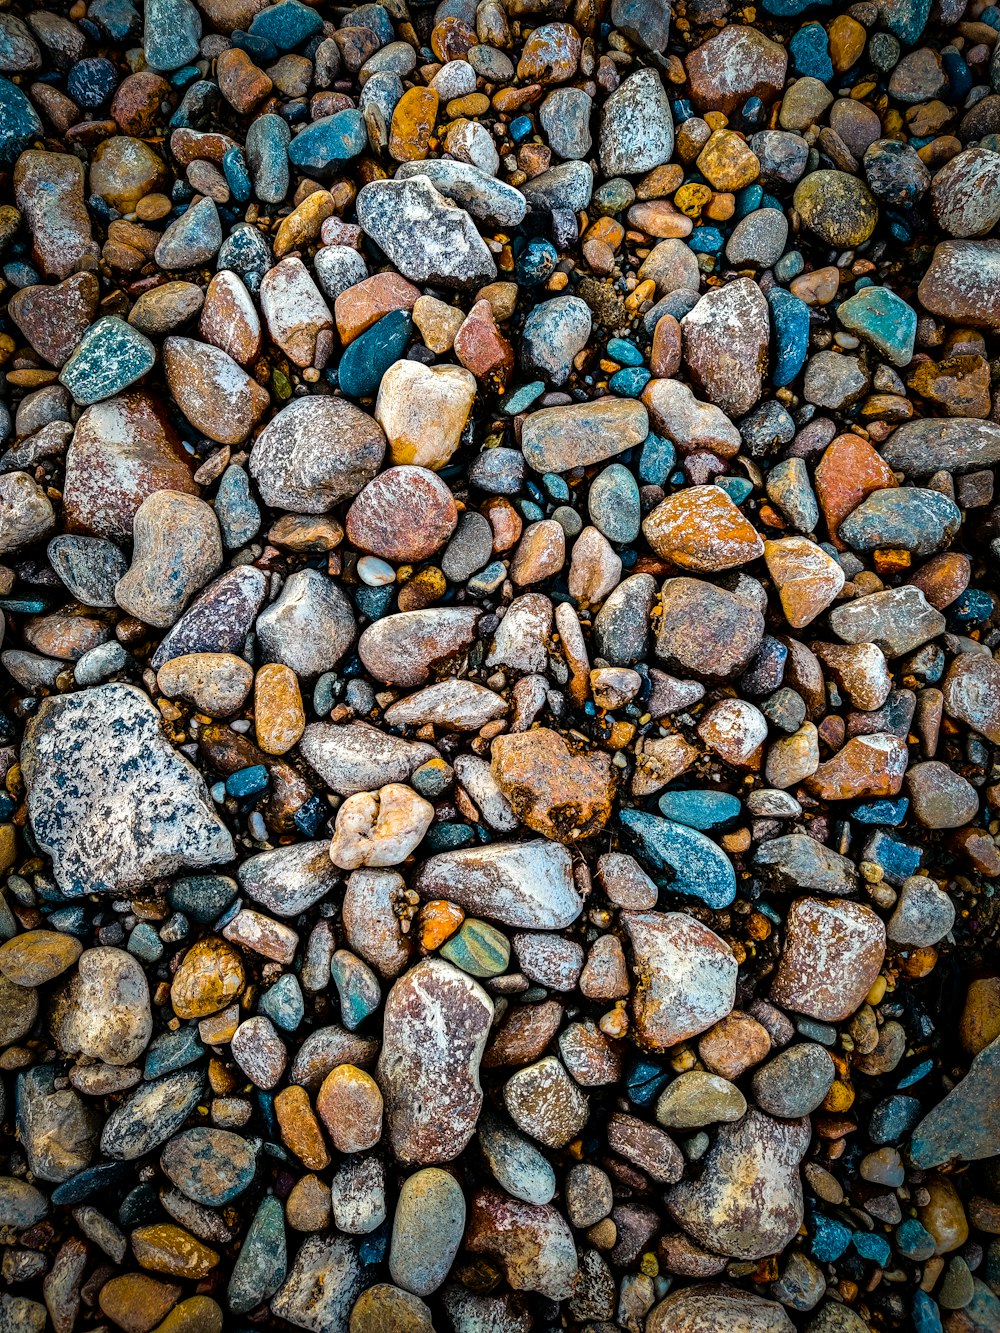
(14, 151, 98, 280)
(837, 285, 917, 366)
(289, 110, 367, 171)
(520, 295, 592, 386)
(504, 1056, 588, 1148)
(48, 535, 127, 608)
(161, 1128, 256, 1206)
(250, 395, 385, 512)
(271, 1236, 363, 1333)
(839, 488, 961, 556)
(771, 897, 886, 1021)
(395, 158, 526, 228)
(599, 67, 674, 177)
(300, 722, 435, 796)
(0, 471, 55, 554)
(478, 1113, 556, 1205)
(682, 278, 769, 417)
(100, 1069, 204, 1160)
(389, 1168, 465, 1296)
(115, 490, 221, 629)
(358, 608, 480, 686)
(163, 337, 269, 445)
(51, 946, 151, 1065)
(880, 417, 1000, 477)
(465, 1188, 578, 1301)
(377, 958, 493, 1164)
(643, 485, 764, 571)
(623, 911, 738, 1050)
(753, 834, 859, 895)
(656, 1071, 747, 1128)
(828, 586, 945, 657)
(349, 1286, 434, 1333)
(154, 197, 222, 269)
(153, 566, 266, 669)
(17, 1065, 99, 1184)
(648, 1285, 794, 1333)
(917, 239, 1000, 330)
(520, 397, 648, 472)
(240, 841, 340, 916)
(0, 75, 43, 164)
(59, 317, 156, 407)
(374, 359, 476, 469)
(910, 1035, 1000, 1168)
(22, 684, 233, 897)
(256, 568, 356, 678)
(752, 1043, 836, 1117)
(655, 576, 765, 680)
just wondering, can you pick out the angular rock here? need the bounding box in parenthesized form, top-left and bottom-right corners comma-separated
(356, 176, 497, 289)
(682, 279, 769, 417)
(415, 840, 581, 929)
(643, 486, 764, 571)
(490, 728, 614, 843)
(771, 897, 886, 1021)
(623, 911, 738, 1050)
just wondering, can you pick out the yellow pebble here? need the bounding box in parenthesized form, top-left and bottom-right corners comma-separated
(254, 663, 305, 756)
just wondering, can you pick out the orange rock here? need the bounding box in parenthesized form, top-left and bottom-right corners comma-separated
(419, 899, 465, 951)
(642, 485, 764, 571)
(490, 726, 614, 843)
(805, 733, 909, 801)
(484, 498, 522, 552)
(510, 519, 565, 585)
(650, 313, 682, 378)
(216, 47, 272, 114)
(274, 1084, 330, 1170)
(516, 22, 581, 83)
(907, 551, 971, 609)
(764, 536, 845, 629)
(171, 936, 245, 1019)
(316, 1064, 383, 1152)
(389, 86, 439, 162)
(334, 271, 421, 345)
(454, 299, 513, 387)
(254, 663, 305, 755)
(814, 433, 897, 549)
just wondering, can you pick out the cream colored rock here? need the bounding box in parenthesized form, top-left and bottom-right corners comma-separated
(764, 537, 845, 630)
(157, 652, 254, 717)
(115, 491, 222, 629)
(568, 526, 622, 605)
(375, 359, 477, 469)
(412, 295, 465, 353)
(329, 783, 434, 870)
(259, 257, 333, 368)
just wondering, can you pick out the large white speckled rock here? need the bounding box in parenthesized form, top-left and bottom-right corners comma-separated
(356, 176, 497, 290)
(624, 911, 738, 1049)
(22, 683, 234, 896)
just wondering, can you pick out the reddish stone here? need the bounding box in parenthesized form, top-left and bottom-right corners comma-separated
(814, 433, 897, 549)
(334, 272, 421, 345)
(453, 299, 513, 388)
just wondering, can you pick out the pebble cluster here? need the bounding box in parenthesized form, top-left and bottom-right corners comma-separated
(1, 0, 1000, 1329)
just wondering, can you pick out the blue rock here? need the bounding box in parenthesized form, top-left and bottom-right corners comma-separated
(689, 226, 724, 254)
(715, 476, 754, 505)
(289, 110, 367, 172)
(59, 316, 156, 407)
(100, 1070, 205, 1160)
(810, 1213, 851, 1262)
(293, 794, 327, 838)
(168, 874, 237, 923)
(503, 382, 545, 414)
(128, 922, 163, 963)
(216, 464, 261, 550)
(897, 1058, 933, 1089)
(607, 337, 644, 366)
(245, 113, 290, 204)
(619, 809, 736, 908)
(223, 146, 252, 204)
(734, 184, 764, 219)
(589, 463, 640, 544)
(355, 585, 394, 620)
(942, 46, 972, 100)
(516, 237, 558, 286)
(912, 1291, 944, 1333)
(861, 828, 922, 887)
(260, 973, 304, 1031)
(423, 822, 475, 852)
(656, 789, 741, 831)
(249, 0, 323, 49)
(852, 797, 909, 825)
(352, 4, 394, 43)
(878, 0, 931, 44)
(627, 1058, 670, 1106)
(228, 1195, 287, 1314)
(609, 367, 651, 396)
(218, 221, 273, 292)
(896, 1218, 936, 1261)
(853, 1231, 892, 1267)
(638, 433, 675, 486)
(51, 1162, 128, 1206)
(331, 951, 381, 1029)
(89, 0, 141, 41)
(68, 58, 118, 108)
(161, 1126, 257, 1206)
(790, 23, 833, 80)
(227, 764, 269, 798)
(837, 285, 917, 367)
(870, 1094, 922, 1144)
(948, 588, 993, 626)
(143, 0, 202, 72)
(910, 1037, 1000, 1169)
(768, 288, 810, 387)
(338, 309, 412, 399)
(144, 1026, 203, 1080)
(510, 115, 533, 142)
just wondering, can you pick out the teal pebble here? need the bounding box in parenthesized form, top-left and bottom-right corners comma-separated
(657, 789, 741, 831)
(338, 309, 412, 398)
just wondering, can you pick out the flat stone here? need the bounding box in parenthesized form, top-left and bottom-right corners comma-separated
(250, 396, 385, 512)
(753, 833, 859, 895)
(414, 839, 581, 928)
(910, 1034, 1000, 1168)
(623, 911, 738, 1050)
(619, 809, 736, 908)
(685, 25, 788, 115)
(648, 1284, 794, 1332)
(771, 897, 886, 1021)
(59, 317, 156, 407)
(918, 239, 1000, 330)
(942, 652, 1000, 744)
(395, 158, 527, 228)
(765, 537, 845, 629)
(827, 585, 945, 657)
(271, 1236, 362, 1333)
(260, 257, 333, 368)
(504, 1056, 588, 1148)
(389, 1168, 465, 1296)
(881, 417, 1000, 477)
(300, 722, 435, 796)
(0, 471, 55, 554)
(153, 566, 266, 670)
(839, 487, 961, 556)
(163, 337, 269, 445)
(377, 958, 493, 1164)
(752, 1043, 836, 1118)
(22, 684, 233, 896)
(8, 272, 99, 367)
(347, 466, 457, 561)
(520, 397, 648, 473)
(655, 577, 766, 679)
(358, 608, 480, 686)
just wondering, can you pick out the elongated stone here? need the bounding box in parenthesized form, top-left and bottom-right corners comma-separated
(414, 840, 581, 929)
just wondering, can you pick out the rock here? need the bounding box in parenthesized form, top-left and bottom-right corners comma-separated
(837, 285, 917, 366)
(377, 958, 492, 1164)
(249, 396, 385, 512)
(356, 176, 497, 289)
(22, 684, 233, 896)
(347, 466, 457, 560)
(648, 1284, 794, 1333)
(358, 608, 480, 686)
(395, 159, 527, 228)
(943, 652, 1000, 744)
(240, 842, 339, 917)
(465, 1188, 578, 1301)
(489, 728, 613, 843)
(300, 722, 435, 796)
(256, 568, 356, 678)
(753, 834, 859, 895)
(771, 897, 886, 1021)
(806, 732, 908, 800)
(643, 486, 764, 571)
(520, 295, 592, 386)
(414, 840, 581, 928)
(171, 936, 245, 1018)
(288, 110, 367, 172)
(839, 487, 961, 555)
(163, 337, 270, 445)
(888, 875, 956, 945)
(880, 417, 1000, 477)
(63, 391, 197, 542)
(930, 146, 1000, 238)
(520, 397, 648, 473)
(906, 760, 978, 829)
(8, 272, 99, 368)
(599, 68, 673, 177)
(152, 566, 266, 670)
(59, 317, 156, 407)
(685, 25, 788, 115)
(682, 279, 769, 417)
(655, 577, 766, 679)
(17, 1065, 98, 1183)
(155, 197, 222, 270)
(115, 490, 221, 628)
(827, 585, 945, 657)
(14, 150, 98, 280)
(162, 1128, 256, 1206)
(504, 1056, 588, 1147)
(918, 239, 1000, 330)
(316, 1065, 382, 1151)
(329, 783, 433, 869)
(666, 1110, 810, 1259)
(144, 0, 201, 71)
(373, 360, 476, 471)
(350, 1286, 434, 1333)
(0, 471, 55, 554)
(794, 170, 878, 247)
(100, 1068, 204, 1160)
(751, 1044, 836, 1118)
(51, 947, 151, 1065)
(389, 1168, 465, 1296)
(0, 76, 43, 164)
(619, 809, 736, 908)
(656, 1071, 747, 1128)
(271, 1236, 363, 1333)
(623, 911, 738, 1050)
(260, 257, 333, 368)
(0, 931, 82, 986)
(910, 1034, 1000, 1168)
(479, 1112, 556, 1205)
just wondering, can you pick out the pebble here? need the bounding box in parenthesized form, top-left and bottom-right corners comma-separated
(771, 898, 886, 1021)
(624, 911, 737, 1050)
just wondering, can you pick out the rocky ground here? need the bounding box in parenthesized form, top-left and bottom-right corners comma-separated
(0, 0, 999, 1329)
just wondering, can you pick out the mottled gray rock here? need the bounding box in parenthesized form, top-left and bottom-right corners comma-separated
(250, 396, 386, 512)
(256, 568, 356, 678)
(100, 1069, 204, 1159)
(389, 1167, 465, 1296)
(599, 68, 674, 177)
(51, 947, 152, 1066)
(271, 1236, 363, 1333)
(356, 176, 497, 289)
(22, 684, 234, 897)
(395, 159, 526, 228)
(414, 840, 581, 929)
(300, 722, 436, 796)
(520, 295, 592, 386)
(753, 834, 860, 896)
(648, 1285, 794, 1333)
